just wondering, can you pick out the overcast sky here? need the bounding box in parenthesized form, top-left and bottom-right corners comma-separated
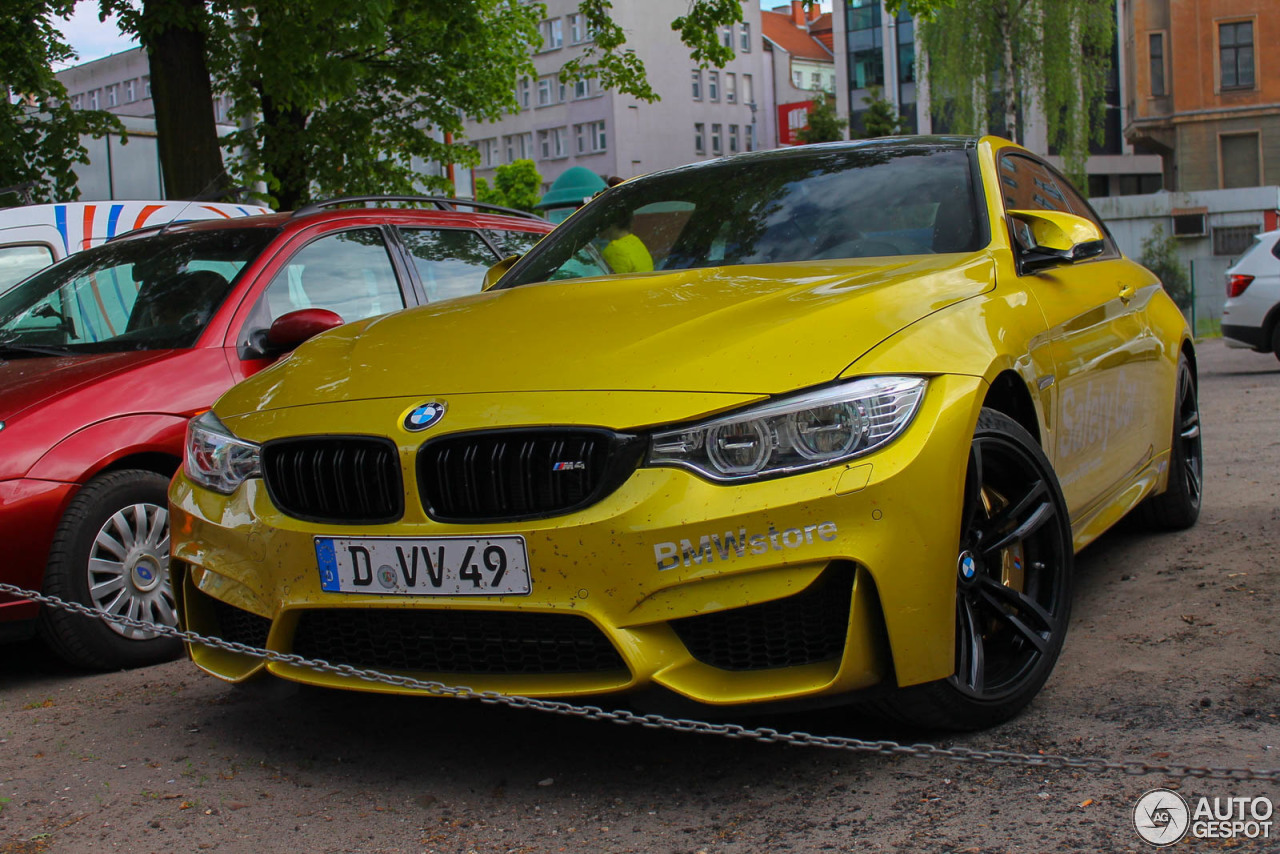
(54, 0, 833, 68)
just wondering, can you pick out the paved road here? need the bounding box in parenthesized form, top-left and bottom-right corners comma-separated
(2, 338, 1278, 853)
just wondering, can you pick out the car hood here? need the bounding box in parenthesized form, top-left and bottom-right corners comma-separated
(0, 350, 173, 422)
(219, 253, 994, 416)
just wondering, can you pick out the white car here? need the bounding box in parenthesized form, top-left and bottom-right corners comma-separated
(1223, 230, 1280, 360)
(0, 200, 271, 293)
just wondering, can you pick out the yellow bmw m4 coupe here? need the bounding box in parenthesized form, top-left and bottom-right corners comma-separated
(169, 136, 1200, 729)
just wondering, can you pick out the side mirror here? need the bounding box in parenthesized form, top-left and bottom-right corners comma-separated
(1007, 209, 1106, 274)
(265, 308, 344, 352)
(482, 255, 519, 291)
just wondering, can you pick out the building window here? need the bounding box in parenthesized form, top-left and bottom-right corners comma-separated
(475, 138, 498, 168)
(124, 79, 136, 102)
(740, 21, 751, 52)
(1220, 132, 1261, 188)
(1213, 225, 1260, 257)
(539, 129, 567, 159)
(746, 123, 755, 152)
(695, 122, 705, 154)
(542, 18, 563, 50)
(569, 13, 585, 44)
(573, 78, 591, 100)
(1148, 32, 1166, 96)
(1219, 21, 1254, 90)
(793, 70, 804, 88)
(504, 133, 533, 162)
(87, 89, 99, 109)
(896, 12, 915, 83)
(711, 123, 722, 155)
(558, 77, 567, 102)
(105, 84, 118, 107)
(811, 71, 822, 89)
(729, 124, 739, 153)
(725, 72, 736, 103)
(518, 77, 531, 109)
(71, 93, 82, 109)
(743, 73, 753, 107)
(143, 76, 151, 98)
(721, 25, 733, 48)
(537, 76, 553, 107)
(708, 71, 719, 102)
(573, 121, 606, 155)
(692, 69, 702, 100)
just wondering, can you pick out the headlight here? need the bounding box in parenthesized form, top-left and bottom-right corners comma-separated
(184, 411, 261, 494)
(647, 376, 926, 482)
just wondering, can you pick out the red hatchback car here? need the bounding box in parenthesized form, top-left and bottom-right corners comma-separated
(0, 197, 552, 668)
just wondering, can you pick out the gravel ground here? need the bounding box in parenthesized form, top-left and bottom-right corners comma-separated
(2, 337, 1278, 854)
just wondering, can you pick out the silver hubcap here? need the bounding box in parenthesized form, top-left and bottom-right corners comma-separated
(87, 502, 176, 639)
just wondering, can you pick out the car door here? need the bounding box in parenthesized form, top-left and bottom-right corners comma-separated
(227, 225, 415, 384)
(997, 152, 1160, 519)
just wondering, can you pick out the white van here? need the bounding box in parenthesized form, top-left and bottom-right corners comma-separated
(0, 200, 271, 292)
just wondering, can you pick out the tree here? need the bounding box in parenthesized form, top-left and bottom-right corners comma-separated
(918, 0, 1113, 185)
(1, 0, 121, 203)
(475, 159, 542, 213)
(1139, 224, 1192, 310)
(859, 86, 905, 138)
(795, 91, 847, 144)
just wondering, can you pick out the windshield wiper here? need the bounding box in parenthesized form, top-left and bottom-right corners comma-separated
(0, 342, 74, 358)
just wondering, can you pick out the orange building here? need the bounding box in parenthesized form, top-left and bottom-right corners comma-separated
(1125, 0, 1279, 190)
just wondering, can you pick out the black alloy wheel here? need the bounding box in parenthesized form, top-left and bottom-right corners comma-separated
(1139, 355, 1202, 530)
(880, 409, 1073, 731)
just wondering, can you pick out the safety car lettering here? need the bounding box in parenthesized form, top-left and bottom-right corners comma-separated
(654, 521, 838, 571)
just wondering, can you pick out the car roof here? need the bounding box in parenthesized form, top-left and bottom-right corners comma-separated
(107, 203, 553, 244)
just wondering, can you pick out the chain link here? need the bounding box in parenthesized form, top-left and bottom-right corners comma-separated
(5, 581, 1278, 783)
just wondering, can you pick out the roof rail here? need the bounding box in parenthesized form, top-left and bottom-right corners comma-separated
(291, 195, 546, 222)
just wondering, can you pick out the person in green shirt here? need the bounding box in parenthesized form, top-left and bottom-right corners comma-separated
(600, 220, 654, 274)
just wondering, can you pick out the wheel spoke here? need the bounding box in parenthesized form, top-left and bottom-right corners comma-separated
(87, 557, 125, 580)
(960, 440, 986, 540)
(978, 479, 1052, 555)
(146, 506, 169, 549)
(152, 596, 179, 628)
(956, 595, 985, 693)
(976, 576, 1055, 653)
(1180, 409, 1200, 441)
(93, 528, 128, 560)
(107, 510, 137, 550)
(89, 574, 126, 601)
(103, 588, 130, 616)
(132, 505, 149, 549)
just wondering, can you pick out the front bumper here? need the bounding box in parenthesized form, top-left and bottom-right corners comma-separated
(0, 478, 78, 623)
(169, 375, 985, 707)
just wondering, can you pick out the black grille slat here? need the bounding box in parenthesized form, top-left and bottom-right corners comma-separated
(670, 567, 854, 671)
(211, 600, 271, 650)
(292, 609, 628, 675)
(418, 429, 642, 523)
(261, 436, 403, 524)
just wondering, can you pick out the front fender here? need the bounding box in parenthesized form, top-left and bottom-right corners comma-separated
(26, 413, 190, 483)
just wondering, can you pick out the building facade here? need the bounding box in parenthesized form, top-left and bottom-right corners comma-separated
(831, 0, 1165, 198)
(1124, 0, 1279, 191)
(761, 3, 837, 147)
(460, 0, 766, 191)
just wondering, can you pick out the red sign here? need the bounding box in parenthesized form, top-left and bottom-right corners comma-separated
(777, 100, 815, 146)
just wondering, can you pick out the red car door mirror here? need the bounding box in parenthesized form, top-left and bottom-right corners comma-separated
(265, 308, 344, 352)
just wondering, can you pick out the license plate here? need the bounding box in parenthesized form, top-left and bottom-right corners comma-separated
(315, 535, 531, 596)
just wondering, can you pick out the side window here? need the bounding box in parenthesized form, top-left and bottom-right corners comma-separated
(998, 155, 1069, 214)
(259, 229, 403, 324)
(0, 244, 56, 292)
(399, 228, 500, 303)
(483, 228, 546, 259)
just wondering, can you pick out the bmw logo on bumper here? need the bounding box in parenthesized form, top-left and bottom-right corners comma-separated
(404, 401, 446, 432)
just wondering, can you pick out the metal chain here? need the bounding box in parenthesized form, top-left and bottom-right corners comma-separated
(5, 581, 1278, 783)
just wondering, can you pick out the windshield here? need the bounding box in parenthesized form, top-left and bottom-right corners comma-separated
(503, 146, 983, 288)
(0, 227, 277, 354)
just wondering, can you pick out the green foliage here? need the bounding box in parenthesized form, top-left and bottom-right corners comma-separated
(795, 92, 847, 144)
(474, 159, 542, 213)
(859, 86, 905, 138)
(919, 0, 1114, 184)
(210, 0, 541, 209)
(885, 0, 955, 19)
(1139, 224, 1192, 310)
(0, 0, 123, 203)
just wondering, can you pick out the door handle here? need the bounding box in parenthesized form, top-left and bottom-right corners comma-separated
(1118, 283, 1135, 303)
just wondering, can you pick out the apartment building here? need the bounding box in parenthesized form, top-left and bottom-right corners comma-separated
(460, 0, 766, 190)
(760, 2, 837, 146)
(1124, 0, 1279, 191)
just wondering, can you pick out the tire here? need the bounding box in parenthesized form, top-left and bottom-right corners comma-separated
(37, 470, 181, 670)
(1138, 356, 1202, 531)
(876, 409, 1073, 731)
(1271, 324, 1280, 362)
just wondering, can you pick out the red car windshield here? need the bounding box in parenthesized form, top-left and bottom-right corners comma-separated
(0, 228, 277, 355)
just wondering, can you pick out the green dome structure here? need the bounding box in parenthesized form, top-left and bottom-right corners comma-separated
(535, 167, 607, 224)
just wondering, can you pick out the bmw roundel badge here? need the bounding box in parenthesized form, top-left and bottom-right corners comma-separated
(404, 401, 446, 432)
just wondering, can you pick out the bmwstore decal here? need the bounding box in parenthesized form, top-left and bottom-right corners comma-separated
(653, 521, 839, 571)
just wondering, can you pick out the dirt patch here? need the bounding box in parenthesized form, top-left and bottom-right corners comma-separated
(2, 339, 1278, 853)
